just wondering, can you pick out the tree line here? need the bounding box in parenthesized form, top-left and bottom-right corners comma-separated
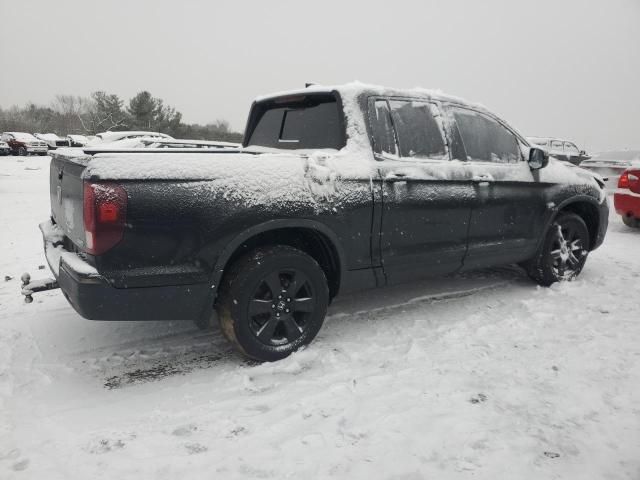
(0, 91, 243, 143)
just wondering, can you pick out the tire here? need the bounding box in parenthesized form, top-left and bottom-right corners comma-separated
(217, 245, 329, 361)
(37, 152, 47, 156)
(18, 147, 27, 156)
(524, 212, 590, 286)
(621, 215, 640, 228)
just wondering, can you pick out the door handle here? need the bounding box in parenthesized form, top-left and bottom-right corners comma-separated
(472, 174, 493, 182)
(387, 172, 408, 183)
(472, 174, 493, 187)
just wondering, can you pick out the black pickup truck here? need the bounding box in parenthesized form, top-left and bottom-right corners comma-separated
(27, 84, 608, 361)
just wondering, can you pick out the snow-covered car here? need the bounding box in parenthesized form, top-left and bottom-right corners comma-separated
(527, 137, 590, 165)
(580, 150, 640, 190)
(26, 83, 609, 362)
(85, 137, 242, 151)
(1, 132, 48, 155)
(34, 133, 71, 150)
(88, 131, 174, 145)
(0, 140, 11, 156)
(66, 134, 90, 147)
(614, 167, 640, 228)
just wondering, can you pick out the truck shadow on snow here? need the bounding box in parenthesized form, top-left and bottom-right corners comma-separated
(99, 266, 527, 389)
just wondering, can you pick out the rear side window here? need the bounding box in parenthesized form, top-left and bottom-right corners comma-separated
(389, 101, 446, 159)
(368, 99, 447, 160)
(370, 100, 398, 156)
(246, 94, 345, 150)
(451, 108, 521, 163)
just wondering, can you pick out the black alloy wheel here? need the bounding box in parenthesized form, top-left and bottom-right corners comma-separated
(217, 245, 329, 361)
(248, 269, 315, 346)
(524, 212, 590, 286)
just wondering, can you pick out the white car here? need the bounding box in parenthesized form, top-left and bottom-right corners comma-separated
(66, 134, 90, 147)
(0, 140, 11, 156)
(86, 137, 241, 151)
(88, 131, 174, 145)
(34, 133, 70, 150)
(580, 150, 640, 190)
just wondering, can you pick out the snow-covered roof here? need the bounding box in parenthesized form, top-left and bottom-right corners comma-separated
(3, 132, 37, 141)
(255, 81, 483, 111)
(67, 134, 89, 142)
(95, 131, 173, 142)
(35, 133, 64, 141)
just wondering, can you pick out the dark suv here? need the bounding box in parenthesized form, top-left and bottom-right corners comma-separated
(30, 84, 608, 361)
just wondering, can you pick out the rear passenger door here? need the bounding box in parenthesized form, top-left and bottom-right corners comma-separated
(369, 98, 475, 284)
(444, 106, 549, 269)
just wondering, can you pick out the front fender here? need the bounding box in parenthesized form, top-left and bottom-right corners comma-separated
(537, 194, 608, 252)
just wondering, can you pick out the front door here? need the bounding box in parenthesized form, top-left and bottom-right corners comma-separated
(444, 106, 550, 269)
(368, 98, 475, 284)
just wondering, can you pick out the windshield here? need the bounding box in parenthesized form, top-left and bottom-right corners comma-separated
(245, 93, 345, 150)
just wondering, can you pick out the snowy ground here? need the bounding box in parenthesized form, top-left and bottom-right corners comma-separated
(1, 155, 638, 479)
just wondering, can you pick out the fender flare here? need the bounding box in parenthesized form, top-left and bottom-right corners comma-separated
(208, 218, 347, 294)
(536, 194, 603, 252)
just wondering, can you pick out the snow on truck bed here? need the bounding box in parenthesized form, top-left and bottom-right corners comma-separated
(1, 156, 639, 479)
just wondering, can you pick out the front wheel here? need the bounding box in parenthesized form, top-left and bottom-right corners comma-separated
(524, 212, 590, 286)
(17, 147, 27, 156)
(217, 245, 329, 362)
(621, 215, 640, 228)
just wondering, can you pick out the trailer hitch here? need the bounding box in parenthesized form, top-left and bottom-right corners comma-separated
(21, 272, 59, 303)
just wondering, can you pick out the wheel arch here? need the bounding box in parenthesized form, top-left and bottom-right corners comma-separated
(546, 196, 602, 251)
(210, 219, 346, 302)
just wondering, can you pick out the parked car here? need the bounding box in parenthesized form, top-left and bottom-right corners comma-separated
(25, 84, 608, 362)
(614, 167, 640, 228)
(580, 150, 640, 190)
(34, 133, 71, 150)
(1, 132, 48, 155)
(84, 137, 242, 151)
(527, 137, 591, 165)
(0, 140, 11, 156)
(87, 131, 174, 145)
(67, 134, 90, 147)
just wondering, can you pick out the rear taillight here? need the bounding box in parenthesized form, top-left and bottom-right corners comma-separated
(83, 181, 127, 255)
(619, 171, 640, 190)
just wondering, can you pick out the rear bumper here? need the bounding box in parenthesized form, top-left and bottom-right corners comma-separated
(614, 190, 640, 219)
(41, 220, 210, 321)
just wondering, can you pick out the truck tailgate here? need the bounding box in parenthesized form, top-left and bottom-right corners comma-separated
(49, 152, 90, 250)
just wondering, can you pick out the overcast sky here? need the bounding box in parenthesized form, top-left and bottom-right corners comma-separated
(1, 0, 638, 151)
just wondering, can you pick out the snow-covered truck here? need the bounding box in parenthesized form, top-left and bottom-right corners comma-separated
(23, 83, 609, 361)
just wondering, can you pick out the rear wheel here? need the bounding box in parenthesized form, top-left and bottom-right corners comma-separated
(621, 215, 640, 228)
(525, 212, 590, 286)
(217, 245, 329, 361)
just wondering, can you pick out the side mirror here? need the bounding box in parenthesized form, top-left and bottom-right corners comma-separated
(528, 147, 549, 170)
(580, 150, 587, 156)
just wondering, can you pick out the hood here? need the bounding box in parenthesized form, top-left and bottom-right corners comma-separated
(563, 160, 606, 188)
